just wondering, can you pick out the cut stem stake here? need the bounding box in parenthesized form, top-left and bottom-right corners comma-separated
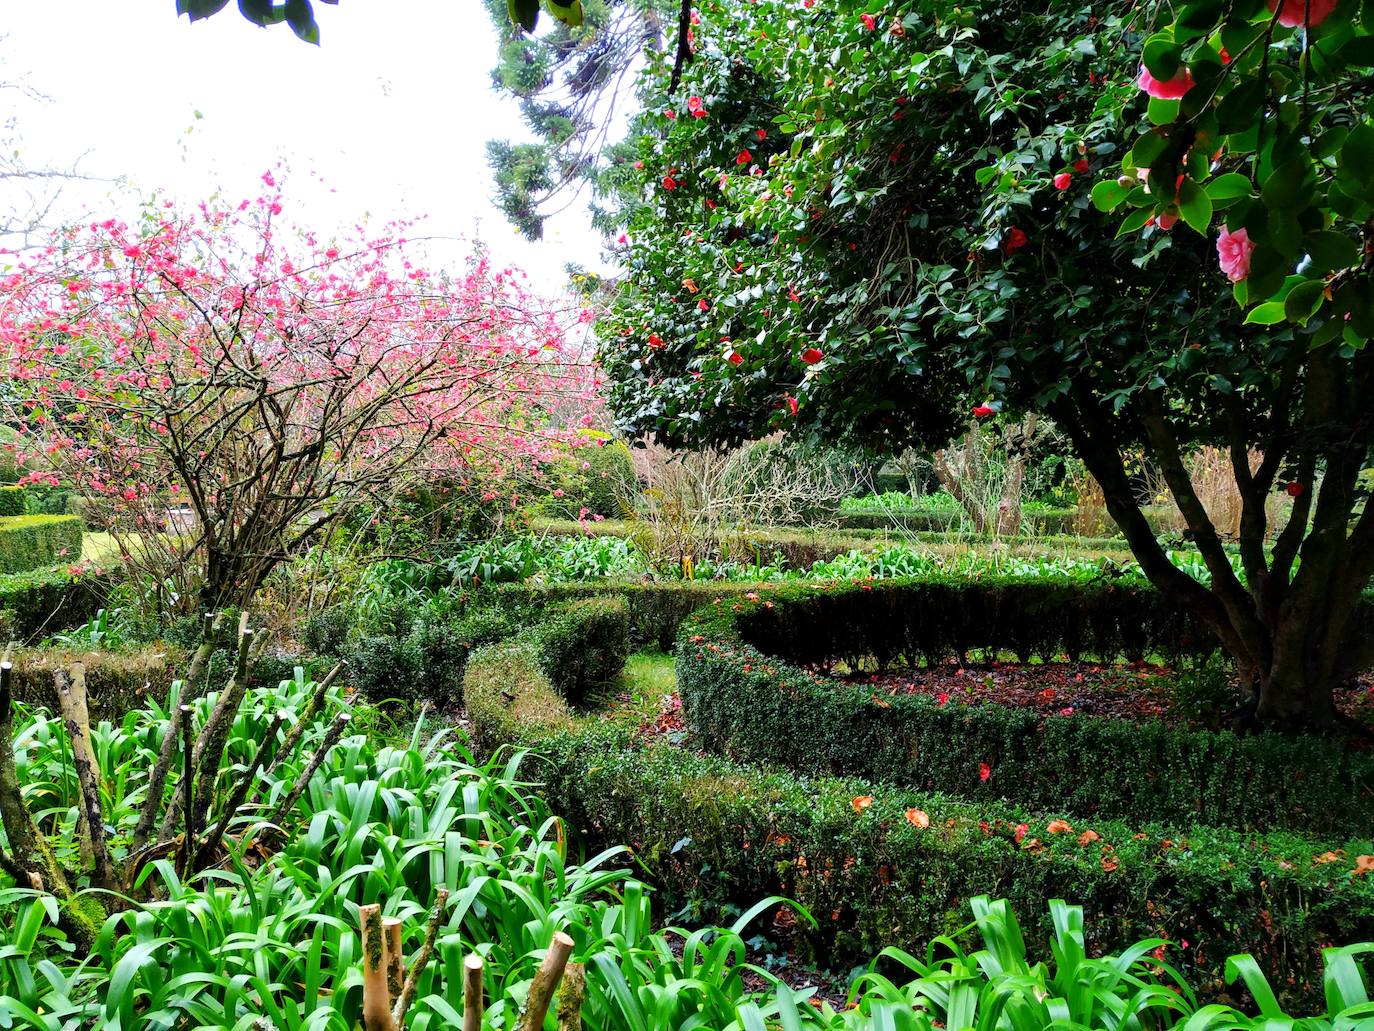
(359, 903, 396, 1031)
(462, 954, 484, 1031)
(383, 918, 404, 1002)
(517, 931, 575, 1031)
(556, 961, 585, 1031)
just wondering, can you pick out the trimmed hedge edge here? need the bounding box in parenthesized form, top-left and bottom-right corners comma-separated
(675, 578, 1374, 834)
(471, 707, 1374, 1011)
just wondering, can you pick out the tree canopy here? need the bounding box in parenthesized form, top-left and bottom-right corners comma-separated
(596, 0, 1374, 726)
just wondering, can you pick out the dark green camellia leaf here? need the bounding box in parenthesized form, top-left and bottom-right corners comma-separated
(508, 0, 541, 32)
(178, 0, 232, 20)
(284, 0, 319, 43)
(1178, 178, 1213, 233)
(1205, 173, 1252, 203)
(1283, 279, 1326, 325)
(1142, 35, 1183, 79)
(1175, 0, 1224, 42)
(1304, 230, 1360, 273)
(237, 0, 285, 27)
(1216, 80, 1265, 136)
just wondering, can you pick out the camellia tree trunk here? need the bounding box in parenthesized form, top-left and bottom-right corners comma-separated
(1051, 347, 1374, 729)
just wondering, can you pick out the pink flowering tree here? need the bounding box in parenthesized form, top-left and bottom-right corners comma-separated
(1, 183, 594, 612)
(597, 0, 1372, 729)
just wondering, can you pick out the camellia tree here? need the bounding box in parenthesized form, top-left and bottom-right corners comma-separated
(1, 181, 594, 613)
(598, 0, 1373, 728)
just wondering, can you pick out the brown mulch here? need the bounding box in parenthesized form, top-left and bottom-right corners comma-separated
(835, 661, 1374, 734)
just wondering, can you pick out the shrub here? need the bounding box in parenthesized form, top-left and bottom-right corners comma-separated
(491, 580, 764, 651)
(541, 432, 636, 520)
(347, 604, 518, 707)
(0, 515, 83, 574)
(0, 566, 111, 640)
(0, 487, 24, 518)
(7, 644, 183, 718)
(675, 581, 1374, 833)
(529, 596, 631, 704)
(301, 605, 352, 655)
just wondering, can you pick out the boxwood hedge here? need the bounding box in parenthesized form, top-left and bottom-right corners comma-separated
(0, 515, 83, 574)
(0, 566, 110, 640)
(468, 665, 1374, 1010)
(675, 579, 1374, 833)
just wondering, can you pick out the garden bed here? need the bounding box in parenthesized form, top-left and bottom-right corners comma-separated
(836, 660, 1374, 734)
(677, 579, 1374, 832)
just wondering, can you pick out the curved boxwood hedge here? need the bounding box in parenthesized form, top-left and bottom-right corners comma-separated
(675, 579, 1374, 834)
(470, 693, 1374, 1011)
(0, 515, 83, 574)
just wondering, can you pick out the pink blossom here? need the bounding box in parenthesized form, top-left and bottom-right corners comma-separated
(860, 12, 876, 30)
(1216, 226, 1255, 283)
(1136, 65, 1193, 99)
(1269, 0, 1337, 26)
(1054, 172, 1072, 191)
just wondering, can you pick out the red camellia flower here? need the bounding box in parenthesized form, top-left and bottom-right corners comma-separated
(664, 109, 677, 119)
(662, 175, 678, 190)
(1073, 158, 1089, 173)
(755, 128, 767, 140)
(687, 95, 706, 115)
(698, 298, 709, 311)
(617, 234, 628, 244)
(648, 333, 665, 349)
(727, 350, 743, 365)
(979, 762, 992, 782)
(1014, 823, 1029, 844)
(1054, 172, 1072, 191)
(1286, 481, 1306, 498)
(787, 394, 799, 416)
(1136, 65, 1193, 99)
(801, 347, 824, 364)
(972, 404, 995, 419)
(1002, 227, 1028, 254)
(860, 12, 876, 30)
(1269, 0, 1337, 26)
(735, 149, 752, 166)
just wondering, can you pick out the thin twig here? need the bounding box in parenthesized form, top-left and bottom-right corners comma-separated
(392, 888, 450, 1026)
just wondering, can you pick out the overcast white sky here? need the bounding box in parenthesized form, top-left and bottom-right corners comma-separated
(0, 2, 608, 286)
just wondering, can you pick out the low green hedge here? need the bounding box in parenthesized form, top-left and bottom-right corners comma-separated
(471, 699, 1374, 1010)
(464, 596, 630, 749)
(0, 486, 25, 518)
(0, 566, 111, 641)
(0, 515, 83, 574)
(490, 581, 762, 652)
(530, 596, 631, 704)
(7, 645, 183, 718)
(836, 505, 1077, 535)
(675, 580, 1374, 833)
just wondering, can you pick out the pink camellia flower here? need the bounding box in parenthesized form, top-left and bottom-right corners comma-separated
(1136, 64, 1194, 99)
(1054, 172, 1072, 191)
(860, 12, 876, 30)
(1216, 226, 1255, 283)
(1269, 0, 1337, 27)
